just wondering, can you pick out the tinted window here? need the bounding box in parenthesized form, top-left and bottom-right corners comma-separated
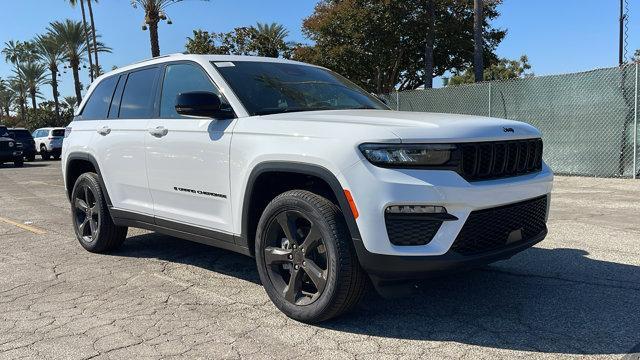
(0, 126, 8, 137)
(51, 129, 65, 137)
(213, 61, 387, 116)
(8, 130, 32, 139)
(160, 63, 227, 119)
(80, 76, 118, 120)
(108, 75, 125, 118)
(119, 67, 160, 119)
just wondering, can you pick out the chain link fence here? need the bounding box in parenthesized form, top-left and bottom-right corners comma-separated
(382, 64, 640, 178)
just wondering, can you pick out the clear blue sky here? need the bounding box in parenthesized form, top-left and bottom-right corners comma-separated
(0, 0, 638, 100)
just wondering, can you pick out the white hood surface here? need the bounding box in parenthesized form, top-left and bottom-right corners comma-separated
(262, 109, 541, 142)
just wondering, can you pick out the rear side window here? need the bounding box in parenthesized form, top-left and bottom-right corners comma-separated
(119, 67, 160, 119)
(80, 76, 118, 120)
(11, 130, 32, 139)
(51, 129, 65, 137)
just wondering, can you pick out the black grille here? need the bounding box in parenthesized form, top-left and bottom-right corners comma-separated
(460, 139, 543, 181)
(450, 196, 548, 256)
(385, 214, 442, 246)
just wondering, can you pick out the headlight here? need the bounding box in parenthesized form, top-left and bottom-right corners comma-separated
(359, 143, 457, 167)
(8, 141, 14, 148)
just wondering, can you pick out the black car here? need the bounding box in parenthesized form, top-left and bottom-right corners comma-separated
(8, 128, 36, 161)
(0, 125, 24, 167)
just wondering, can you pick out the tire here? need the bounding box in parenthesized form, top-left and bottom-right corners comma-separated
(71, 172, 127, 253)
(40, 145, 50, 160)
(26, 154, 35, 162)
(255, 190, 368, 323)
(53, 155, 60, 160)
(14, 159, 23, 167)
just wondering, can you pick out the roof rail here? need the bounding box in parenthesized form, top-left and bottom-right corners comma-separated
(128, 53, 184, 67)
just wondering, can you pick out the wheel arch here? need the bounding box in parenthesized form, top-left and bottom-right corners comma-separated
(65, 152, 112, 207)
(241, 161, 362, 257)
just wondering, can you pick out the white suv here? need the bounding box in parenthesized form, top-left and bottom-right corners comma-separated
(33, 127, 65, 160)
(62, 54, 553, 322)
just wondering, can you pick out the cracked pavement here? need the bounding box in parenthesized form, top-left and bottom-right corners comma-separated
(0, 161, 639, 359)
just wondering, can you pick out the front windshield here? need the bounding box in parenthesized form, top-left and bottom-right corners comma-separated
(213, 61, 388, 116)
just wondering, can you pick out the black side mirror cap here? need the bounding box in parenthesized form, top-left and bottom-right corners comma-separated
(175, 91, 225, 118)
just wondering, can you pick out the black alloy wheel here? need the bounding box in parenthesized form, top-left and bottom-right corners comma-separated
(71, 172, 127, 253)
(73, 183, 100, 243)
(264, 210, 329, 306)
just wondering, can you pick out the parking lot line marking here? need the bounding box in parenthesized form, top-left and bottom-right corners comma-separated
(0, 217, 46, 235)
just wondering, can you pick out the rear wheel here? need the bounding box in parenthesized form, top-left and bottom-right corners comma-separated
(255, 190, 368, 323)
(71, 172, 127, 253)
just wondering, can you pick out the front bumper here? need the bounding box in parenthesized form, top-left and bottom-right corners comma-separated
(0, 150, 23, 161)
(354, 228, 546, 281)
(343, 159, 553, 259)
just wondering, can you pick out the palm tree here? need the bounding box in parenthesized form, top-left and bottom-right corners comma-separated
(473, 0, 484, 82)
(67, 0, 95, 81)
(48, 20, 87, 105)
(35, 34, 67, 120)
(251, 22, 289, 58)
(132, 0, 207, 57)
(0, 78, 13, 118)
(63, 95, 77, 111)
(86, 0, 101, 76)
(2, 40, 38, 65)
(9, 76, 27, 120)
(16, 62, 48, 110)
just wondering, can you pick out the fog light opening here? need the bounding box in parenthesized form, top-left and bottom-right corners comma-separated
(385, 205, 448, 214)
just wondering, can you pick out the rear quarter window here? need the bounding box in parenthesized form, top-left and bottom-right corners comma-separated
(51, 129, 65, 137)
(80, 76, 119, 120)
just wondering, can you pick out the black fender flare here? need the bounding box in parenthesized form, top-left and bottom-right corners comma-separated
(65, 152, 112, 207)
(241, 161, 362, 243)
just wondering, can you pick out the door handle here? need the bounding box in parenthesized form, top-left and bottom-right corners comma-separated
(97, 125, 111, 136)
(149, 126, 168, 138)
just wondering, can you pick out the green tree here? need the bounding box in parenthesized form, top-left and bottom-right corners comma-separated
(16, 62, 48, 110)
(185, 23, 296, 58)
(63, 95, 78, 110)
(250, 22, 290, 58)
(294, 0, 506, 93)
(9, 76, 27, 120)
(186, 28, 254, 55)
(35, 34, 67, 121)
(48, 20, 111, 104)
(48, 20, 87, 104)
(67, 0, 95, 81)
(0, 78, 14, 118)
(445, 55, 533, 86)
(132, 0, 208, 58)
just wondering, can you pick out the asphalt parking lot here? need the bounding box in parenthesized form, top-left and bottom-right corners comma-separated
(0, 161, 639, 359)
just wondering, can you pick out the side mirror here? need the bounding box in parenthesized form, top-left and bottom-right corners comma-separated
(175, 91, 223, 118)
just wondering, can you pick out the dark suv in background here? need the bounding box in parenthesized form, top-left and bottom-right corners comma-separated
(0, 125, 24, 167)
(8, 128, 36, 161)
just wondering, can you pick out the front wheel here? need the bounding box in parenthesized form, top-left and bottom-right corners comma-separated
(71, 172, 127, 253)
(255, 190, 368, 323)
(14, 159, 23, 167)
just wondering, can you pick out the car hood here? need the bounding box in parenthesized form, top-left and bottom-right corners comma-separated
(0, 136, 15, 142)
(262, 109, 541, 142)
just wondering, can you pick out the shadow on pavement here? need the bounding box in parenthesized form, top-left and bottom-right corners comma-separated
(116, 232, 640, 356)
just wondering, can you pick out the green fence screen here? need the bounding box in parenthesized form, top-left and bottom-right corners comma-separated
(383, 64, 640, 178)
